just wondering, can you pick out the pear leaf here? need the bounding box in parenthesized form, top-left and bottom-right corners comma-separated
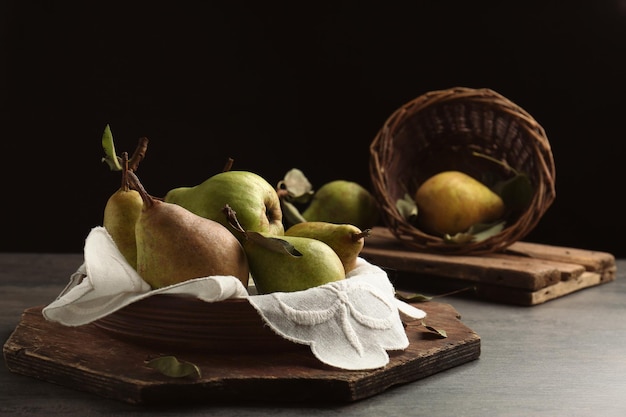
(395, 290, 433, 302)
(145, 356, 201, 378)
(444, 221, 505, 244)
(279, 168, 314, 201)
(469, 221, 506, 242)
(280, 199, 307, 226)
(443, 232, 475, 244)
(493, 173, 534, 212)
(422, 321, 447, 338)
(247, 231, 303, 257)
(396, 193, 418, 223)
(101, 124, 122, 171)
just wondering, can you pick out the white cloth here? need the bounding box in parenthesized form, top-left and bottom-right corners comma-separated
(43, 226, 426, 370)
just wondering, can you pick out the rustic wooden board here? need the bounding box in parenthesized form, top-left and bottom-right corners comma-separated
(3, 301, 480, 405)
(361, 227, 617, 306)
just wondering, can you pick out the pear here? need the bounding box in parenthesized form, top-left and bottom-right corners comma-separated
(415, 170, 505, 236)
(284, 222, 370, 273)
(128, 171, 250, 289)
(164, 170, 284, 243)
(102, 153, 143, 269)
(223, 205, 345, 294)
(301, 180, 380, 230)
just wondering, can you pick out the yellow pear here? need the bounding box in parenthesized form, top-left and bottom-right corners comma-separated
(224, 205, 345, 294)
(103, 153, 143, 269)
(415, 170, 505, 236)
(284, 222, 370, 273)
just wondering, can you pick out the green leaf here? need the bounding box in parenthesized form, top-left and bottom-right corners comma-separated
(396, 193, 418, 223)
(443, 221, 505, 244)
(396, 291, 433, 303)
(494, 173, 534, 212)
(280, 199, 307, 226)
(247, 231, 303, 257)
(101, 124, 122, 171)
(470, 221, 505, 242)
(145, 356, 202, 378)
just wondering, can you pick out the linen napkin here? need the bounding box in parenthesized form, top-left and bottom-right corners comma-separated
(43, 226, 426, 370)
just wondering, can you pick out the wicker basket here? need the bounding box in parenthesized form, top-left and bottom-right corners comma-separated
(369, 87, 556, 255)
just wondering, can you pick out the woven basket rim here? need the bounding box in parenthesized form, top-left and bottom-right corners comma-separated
(369, 86, 556, 255)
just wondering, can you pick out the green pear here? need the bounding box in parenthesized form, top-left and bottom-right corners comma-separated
(301, 180, 380, 230)
(164, 170, 284, 243)
(223, 205, 345, 294)
(128, 171, 250, 289)
(103, 153, 143, 269)
(284, 221, 370, 273)
(415, 170, 505, 236)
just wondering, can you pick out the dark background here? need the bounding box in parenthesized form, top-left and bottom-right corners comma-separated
(2, 1, 625, 256)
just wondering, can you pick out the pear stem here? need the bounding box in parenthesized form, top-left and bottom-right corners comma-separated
(222, 157, 234, 172)
(120, 152, 130, 191)
(222, 204, 247, 238)
(352, 229, 371, 242)
(128, 137, 149, 171)
(127, 170, 155, 209)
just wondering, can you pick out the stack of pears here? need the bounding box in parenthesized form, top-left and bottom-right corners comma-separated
(98, 133, 374, 295)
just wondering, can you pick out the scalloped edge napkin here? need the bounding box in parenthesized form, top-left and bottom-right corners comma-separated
(42, 226, 426, 370)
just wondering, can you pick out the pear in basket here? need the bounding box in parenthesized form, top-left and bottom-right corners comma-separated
(284, 221, 370, 273)
(301, 180, 380, 230)
(164, 169, 284, 243)
(415, 170, 505, 236)
(223, 205, 345, 294)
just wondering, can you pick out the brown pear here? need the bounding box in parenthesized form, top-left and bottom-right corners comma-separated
(103, 153, 142, 269)
(128, 171, 250, 289)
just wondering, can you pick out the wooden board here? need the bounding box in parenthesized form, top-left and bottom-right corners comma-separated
(3, 301, 480, 405)
(361, 227, 617, 306)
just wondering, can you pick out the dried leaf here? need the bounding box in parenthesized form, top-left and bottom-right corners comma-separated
(279, 168, 314, 201)
(101, 124, 122, 171)
(422, 320, 447, 338)
(146, 356, 201, 378)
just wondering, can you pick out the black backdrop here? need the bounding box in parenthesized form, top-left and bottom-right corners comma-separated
(2, 1, 625, 256)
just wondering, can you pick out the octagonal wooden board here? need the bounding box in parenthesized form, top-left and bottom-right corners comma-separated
(3, 301, 479, 405)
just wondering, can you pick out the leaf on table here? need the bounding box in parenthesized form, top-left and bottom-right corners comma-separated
(422, 320, 448, 338)
(396, 290, 433, 303)
(145, 356, 202, 378)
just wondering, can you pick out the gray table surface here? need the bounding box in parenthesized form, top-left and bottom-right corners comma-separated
(1, 253, 625, 417)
